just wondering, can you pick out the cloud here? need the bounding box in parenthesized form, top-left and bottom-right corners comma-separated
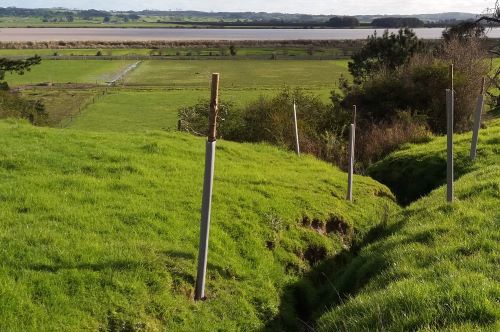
(0, 0, 490, 14)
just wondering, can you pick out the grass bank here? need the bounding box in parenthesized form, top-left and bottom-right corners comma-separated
(272, 117, 500, 331)
(0, 119, 396, 331)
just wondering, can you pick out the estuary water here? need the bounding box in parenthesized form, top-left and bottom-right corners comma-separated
(1, 27, 500, 42)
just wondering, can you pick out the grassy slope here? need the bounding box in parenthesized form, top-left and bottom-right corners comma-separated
(0, 120, 396, 331)
(5, 60, 135, 86)
(368, 119, 500, 204)
(313, 119, 500, 331)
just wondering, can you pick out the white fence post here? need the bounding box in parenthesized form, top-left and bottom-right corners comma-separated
(446, 64, 454, 203)
(195, 73, 219, 301)
(293, 101, 300, 156)
(470, 77, 486, 160)
(346, 123, 355, 202)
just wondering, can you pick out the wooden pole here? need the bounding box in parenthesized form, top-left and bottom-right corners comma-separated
(446, 65, 454, 203)
(470, 77, 486, 160)
(293, 101, 300, 156)
(195, 73, 219, 301)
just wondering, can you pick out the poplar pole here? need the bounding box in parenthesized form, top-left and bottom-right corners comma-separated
(446, 65, 454, 203)
(293, 101, 300, 156)
(195, 73, 220, 301)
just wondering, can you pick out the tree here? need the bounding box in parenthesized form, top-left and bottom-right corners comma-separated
(348, 28, 423, 83)
(229, 45, 237, 56)
(0, 56, 41, 90)
(103, 16, 111, 23)
(371, 17, 424, 28)
(326, 16, 359, 27)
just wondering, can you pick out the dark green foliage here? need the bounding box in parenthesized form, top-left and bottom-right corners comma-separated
(371, 17, 425, 28)
(0, 91, 48, 125)
(178, 100, 239, 139)
(326, 16, 359, 27)
(348, 28, 423, 83)
(442, 21, 486, 41)
(229, 45, 237, 56)
(343, 59, 450, 132)
(0, 56, 41, 84)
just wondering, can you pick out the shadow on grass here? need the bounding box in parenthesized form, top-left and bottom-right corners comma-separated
(28, 260, 142, 273)
(264, 216, 406, 332)
(369, 153, 474, 206)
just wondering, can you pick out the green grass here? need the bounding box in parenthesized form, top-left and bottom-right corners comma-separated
(125, 60, 349, 88)
(21, 89, 100, 126)
(0, 119, 396, 331)
(368, 118, 500, 204)
(311, 119, 500, 331)
(5, 60, 135, 86)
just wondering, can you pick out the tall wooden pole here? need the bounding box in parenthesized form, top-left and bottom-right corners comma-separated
(446, 65, 454, 203)
(195, 73, 219, 301)
(470, 77, 486, 160)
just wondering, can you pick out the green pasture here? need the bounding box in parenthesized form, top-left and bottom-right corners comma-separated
(124, 60, 349, 88)
(66, 87, 333, 132)
(5, 60, 135, 86)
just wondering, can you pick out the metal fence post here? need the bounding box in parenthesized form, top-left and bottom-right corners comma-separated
(195, 73, 219, 301)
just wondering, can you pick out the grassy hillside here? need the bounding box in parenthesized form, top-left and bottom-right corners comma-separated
(0, 119, 396, 331)
(368, 118, 500, 204)
(279, 118, 500, 331)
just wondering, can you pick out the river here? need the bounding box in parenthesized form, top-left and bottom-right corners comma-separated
(1, 27, 500, 42)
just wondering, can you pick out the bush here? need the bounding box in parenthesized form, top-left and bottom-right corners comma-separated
(178, 100, 240, 139)
(356, 112, 431, 169)
(0, 91, 48, 125)
(343, 42, 488, 134)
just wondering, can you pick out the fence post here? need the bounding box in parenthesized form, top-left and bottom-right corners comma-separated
(346, 123, 355, 202)
(470, 77, 486, 160)
(446, 64, 454, 203)
(293, 101, 300, 156)
(195, 73, 220, 301)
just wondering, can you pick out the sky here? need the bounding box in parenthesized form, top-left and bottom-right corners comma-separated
(0, 0, 493, 15)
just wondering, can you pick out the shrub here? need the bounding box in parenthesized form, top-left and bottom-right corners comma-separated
(356, 112, 431, 169)
(343, 43, 488, 134)
(0, 91, 48, 125)
(178, 100, 240, 139)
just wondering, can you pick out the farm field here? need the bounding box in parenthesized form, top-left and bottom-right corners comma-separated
(11, 59, 347, 131)
(5, 60, 135, 86)
(124, 60, 349, 88)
